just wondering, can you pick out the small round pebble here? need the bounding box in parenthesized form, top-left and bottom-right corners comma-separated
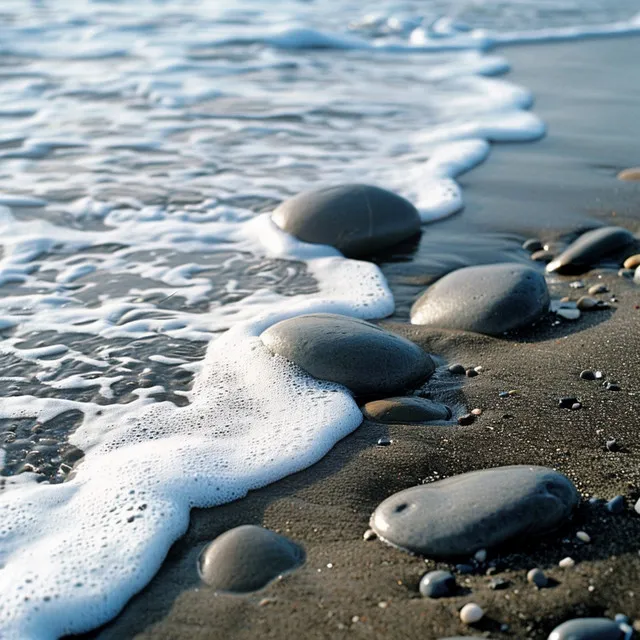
(527, 568, 548, 588)
(580, 370, 596, 380)
(465, 368, 479, 378)
(531, 249, 555, 263)
(457, 413, 475, 426)
(377, 437, 391, 447)
(559, 397, 578, 409)
(499, 391, 510, 398)
(571, 402, 582, 411)
(556, 307, 581, 320)
(618, 167, 640, 181)
(623, 254, 640, 269)
(559, 557, 575, 569)
(456, 563, 475, 575)
(363, 529, 377, 541)
(618, 268, 635, 279)
(606, 439, 619, 452)
(576, 531, 591, 543)
(474, 366, 484, 373)
(576, 296, 599, 311)
(588, 284, 608, 295)
(604, 381, 621, 391)
(489, 577, 509, 590)
(471, 408, 483, 416)
(570, 280, 585, 289)
(460, 603, 484, 625)
(606, 495, 625, 514)
(419, 570, 457, 598)
(474, 549, 487, 563)
(448, 363, 466, 375)
(595, 371, 604, 379)
(523, 238, 543, 252)
(635, 498, 640, 515)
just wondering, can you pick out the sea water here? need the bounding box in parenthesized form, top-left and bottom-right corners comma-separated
(0, 1, 639, 637)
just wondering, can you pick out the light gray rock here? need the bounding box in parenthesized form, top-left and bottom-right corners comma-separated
(261, 313, 435, 396)
(370, 465, 579, 558)
(198, 525, 305, 593)
(272, 184, 421, 258)
(410, 263, 550, 336)
(546, 226, 637, 275)
(362, 397, 451, 424)
(548, 617, 627, 640)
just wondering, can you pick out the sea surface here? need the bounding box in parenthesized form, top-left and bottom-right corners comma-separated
(0, 1, 639, 638)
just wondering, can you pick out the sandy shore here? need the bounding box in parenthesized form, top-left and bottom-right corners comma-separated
(80, 35, 640, 640)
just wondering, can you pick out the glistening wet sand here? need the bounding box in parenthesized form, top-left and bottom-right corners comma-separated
(79, 35, 640, 640)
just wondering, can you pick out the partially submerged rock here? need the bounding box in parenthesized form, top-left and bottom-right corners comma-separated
(198, 525, 305, 593)
(261, 313, 434, 396)
(272, 184, 421, 257)
(370, 465, 579, 558)
(546, 227, 637, 275)
(410, 263, 550, 336)
(362, 397, 451, 424)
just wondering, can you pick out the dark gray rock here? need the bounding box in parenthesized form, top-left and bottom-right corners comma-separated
(606, 495, 625, 514)
(362, 397, 451, 424)
(370, 465, 579, 558)
(272, 184, 420, 258)
(546, 226, 637, 275)
(419, 570, 456, 598)
(410, 264, 550, 336)
(261, 313, 434, 396)
(198, 525, 305, 593)
(547, 617, 626, 640)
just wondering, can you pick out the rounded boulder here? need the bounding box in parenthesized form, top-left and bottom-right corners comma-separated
(272, 184, 421, 258)
(370, 465, 579, 558)
(198, 525, 305, 593)
(261, 313, 435, 396)
(410, 263, 550, 336)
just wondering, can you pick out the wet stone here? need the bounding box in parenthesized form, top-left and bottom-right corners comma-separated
(272, 184, 420, 258)
(606, 439, 619, 452)
(419, 570, 457, 598)
(559, 397, 579, 409)
(465, 368, 479, 378)
(623, 254, 640, 269)
(618, 167, 640, 181)
(576, 296, 603, 311)
(448, 363, 466, 375)
(377, 437, 392, 447)
(198, 525, 305, 593)
(531, 249, 555, 263)
(546, 226, 637, 275)
(635, 498, 640, 515)
(489, 577, 509, 590)
(588, 283, 608, 295)
(411, 264, 550, 336)
(527, 567, 548, 588)
(523, 238, 543, 253)
(457, 413, 475, 426)
(370, 465, 579, 558)
(548, 617, 627, 640)
(606, 495, 625, 514)
(363, 397, 451, 424)
(261, 313, 434, 396)
(604, 381, 621, 391)
(580, 370, 596, 381)
(618, 268, 635, 279)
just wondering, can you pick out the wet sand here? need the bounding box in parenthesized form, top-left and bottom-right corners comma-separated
(81, 36, 640, 639)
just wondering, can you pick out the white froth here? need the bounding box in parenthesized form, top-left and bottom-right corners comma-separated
(1, 2, 639, 638)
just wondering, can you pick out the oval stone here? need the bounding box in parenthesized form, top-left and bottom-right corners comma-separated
(370, 465, 579, 558)
(546, 227, 637, 275)
(272, 184, 421, 258)
(548, 618, 626, 640)
(198, 525, 305, 593)
(410, 264, 550, 336)
(261, 313, 435, 396)
(362, 397, 451, 424)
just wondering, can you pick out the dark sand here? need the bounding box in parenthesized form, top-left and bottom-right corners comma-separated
(82, 36, 640, 639)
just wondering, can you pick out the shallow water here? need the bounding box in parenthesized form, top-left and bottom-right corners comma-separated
(0, 1, 639, 638)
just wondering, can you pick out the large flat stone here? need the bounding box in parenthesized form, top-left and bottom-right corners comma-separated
(548, 618, 627, 640)
(362, 397, 451, 423)
(198, 525, 305, 593)
(546, 226, 637, 275)
(370, 465, 579, 558)
(272, 184, 421, 258)
(261, 313, 434, 396)
(410, 263, 550, 336)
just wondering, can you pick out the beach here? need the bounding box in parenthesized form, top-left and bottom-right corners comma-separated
(68, 34, 640, 640)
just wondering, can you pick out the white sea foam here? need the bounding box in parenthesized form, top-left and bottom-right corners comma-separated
(1, 1, 639, 638)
